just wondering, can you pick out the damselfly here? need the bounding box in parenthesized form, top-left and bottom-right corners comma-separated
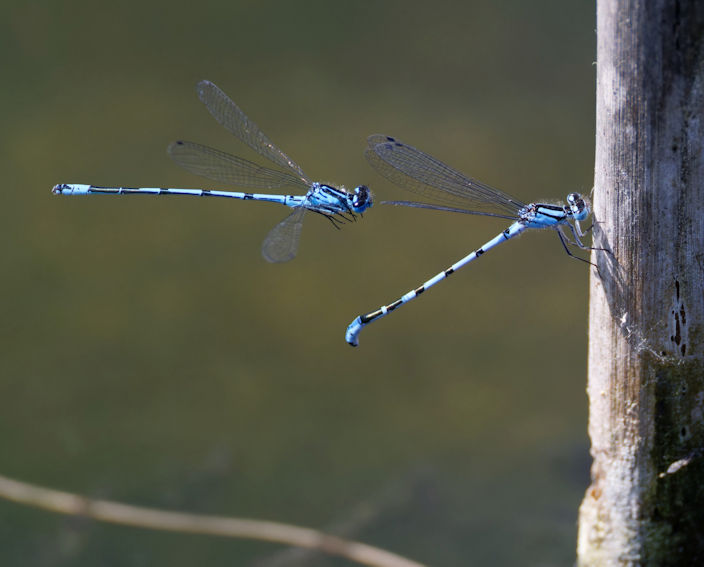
(346, 134, 596, 347)
(53, 81, 372, 263)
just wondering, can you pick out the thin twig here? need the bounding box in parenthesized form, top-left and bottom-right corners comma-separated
(252, 467, 435, 567)
(0, 473, 427, 567)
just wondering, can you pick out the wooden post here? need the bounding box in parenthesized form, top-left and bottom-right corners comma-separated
(577, 0, 704, 564)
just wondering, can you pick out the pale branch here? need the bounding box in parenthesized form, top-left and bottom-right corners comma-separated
(0, 473, 427, 567)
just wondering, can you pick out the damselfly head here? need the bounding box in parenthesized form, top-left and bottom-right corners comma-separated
(349, 185, 373, 213)
(567, 192, 589, 221)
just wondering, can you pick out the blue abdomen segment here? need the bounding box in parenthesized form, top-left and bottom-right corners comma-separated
(52, 183, 298, 205)
(345, 221, 527, 346)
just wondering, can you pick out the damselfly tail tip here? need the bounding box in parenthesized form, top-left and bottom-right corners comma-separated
(345, 317, 363, 347)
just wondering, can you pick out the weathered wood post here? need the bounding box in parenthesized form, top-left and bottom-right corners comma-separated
(577, 0, 704, 564)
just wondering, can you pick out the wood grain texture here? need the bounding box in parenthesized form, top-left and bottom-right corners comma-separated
(578, 0, 704, 564)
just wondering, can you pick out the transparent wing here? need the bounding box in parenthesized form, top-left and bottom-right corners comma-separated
(197, 80, 311, 184)
(168, 141, 310, 190)
(261, 207, 306, 263)
(366, 134, 525, 216)
(381, 200, 519, 220)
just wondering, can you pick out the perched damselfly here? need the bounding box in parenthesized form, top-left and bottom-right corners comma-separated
(346, 135, 596, 347)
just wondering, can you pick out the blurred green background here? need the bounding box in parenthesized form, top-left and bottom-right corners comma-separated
(2, 1, 596, 565)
